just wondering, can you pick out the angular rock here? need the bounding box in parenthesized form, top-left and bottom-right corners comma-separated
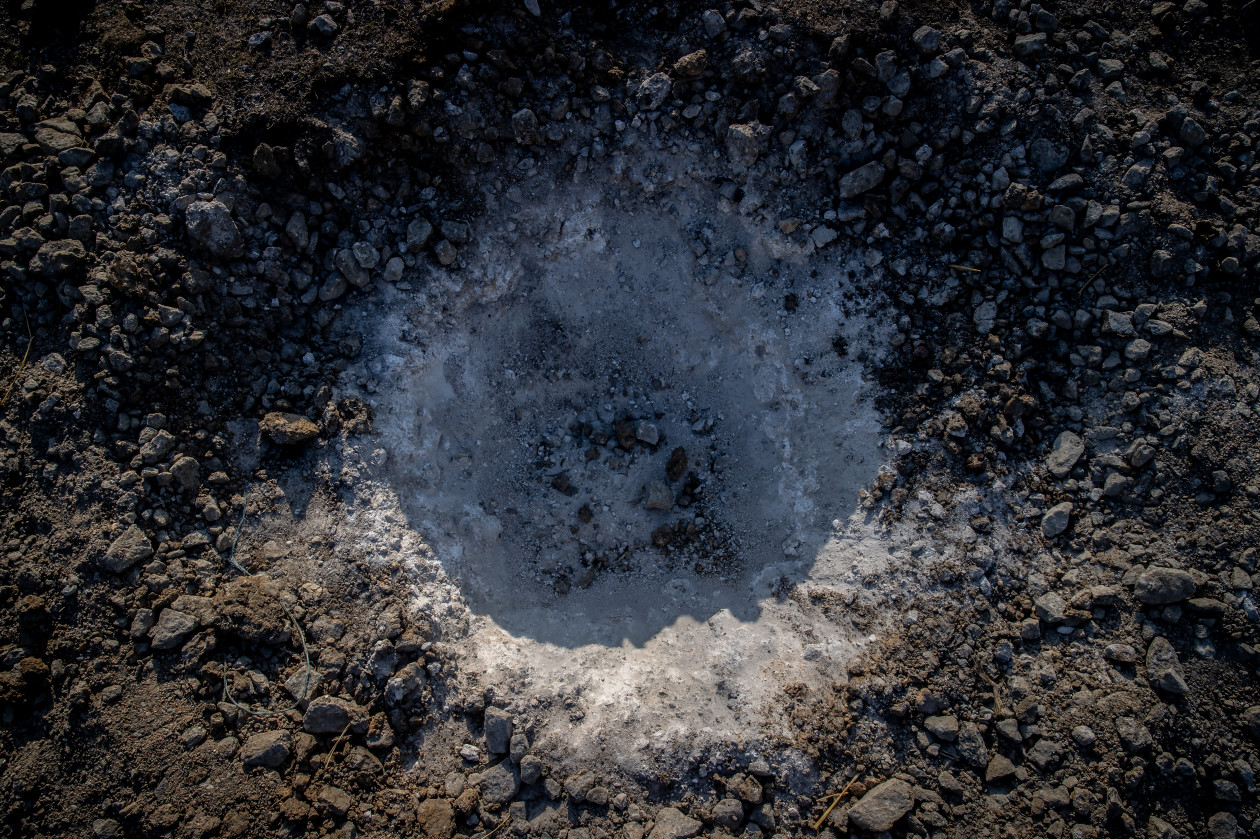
(924, 714, 959, 741)
(241, 729, 291, 768)
(385, 661, 427, 706)
(260, 412, 319, 445)
(303, 695, 369, 734)
(956, 721, 989, 767)
(102, 525, 154, 573)
(648, 808, 702, 839)
(985, 754, 1018, 783)
(838, 160, 885, 199)
(1013, 33, 1048, 58)
(1134, 567, 1196, 604)
(638, 73, 673, 110)
(33, 118, 82, 154)
(847, 778, 913, 832)
(149, 609, 199, 650)
(477, 761, 519, 806)
(484, 706, 513, 754)
(1147, 636, 1189, 694)
(186, 201, 244, 259)
(726, 121, 772, 169)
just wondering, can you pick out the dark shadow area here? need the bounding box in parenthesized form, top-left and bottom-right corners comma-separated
(367, 177, 888, 649)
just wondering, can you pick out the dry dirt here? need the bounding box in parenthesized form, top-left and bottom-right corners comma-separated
(1, 0, 1259, 838)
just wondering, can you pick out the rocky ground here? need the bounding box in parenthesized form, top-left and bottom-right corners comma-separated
(1, 0, 1259, 837)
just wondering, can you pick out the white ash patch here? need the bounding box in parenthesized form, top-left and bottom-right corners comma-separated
(332, 165, 922, 776)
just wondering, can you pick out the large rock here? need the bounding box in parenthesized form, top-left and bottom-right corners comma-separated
(1242, 706, 1260, 740)
(303, 695, 369, 734)
(241, 729, 291, 768)
(101, 525, 154, 573)
(260, 412, 320, 446)
(726, 122, 771, 169)
(149, 609, 199, 650)
(837, 161, 885, 199)
(955, 721, 989, 767)
(1041, 502, 1073, 538)
(484, 706, 513, 755)
(476, 761, 519, 806)
(648, 808, 702, 839)
(30, 239, 87, 276)
(1146, 636, 1189, 695)
(1134, 567, 1196, 605)
(1045, 431, 1084, 478)
(33, 117, 83, 154)
(186, 200, 244, 258)
(847, 778, 914, 832)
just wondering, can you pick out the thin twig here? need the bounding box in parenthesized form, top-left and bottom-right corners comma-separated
(472, 817, 509, 839)
(1, 305, 34, 407)
(315, 721, 355, 782)
(812, 775, 859, 831)
(949, 264, 981, 273)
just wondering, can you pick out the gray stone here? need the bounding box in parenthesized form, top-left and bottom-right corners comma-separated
(726, 122, 772, 169)
(648, 808, 702, 839)
(1046, 431, 1084, 478)
(711, 798, 744, 830)
(1041, 502, 1073, 538)
(1208, 812, 1238, 839)
(170, 456, 200, 491)
(477, 761, 519, 806)
(638, 73, 673, 111)
(485, 706, 513, 754)
(303, 695, 369, 734)
(956, 721, 988, 767)
(186, 201, 244, 259)
(924, 714, 959, 741)
(645, 481, 674, 511)
(1115, 717, 1153, 752)
(511, 108, 540, 145)
(1030, 138, 1068, 173)
(407, 219, 433, 252)
(911, 25, 941, 55)
(102, 525, 154, 573)
(149, 609, 199, 650)
(1242, 706, 1260, 740)
(241, 729, 291, 768)
(1104, 643, 1138, 664)
(1013, 33, 1048, 58)
(1034, 592, 1068, 625)
(1147, 636, 1189, 694)
(33, 118, 82, 154)
(847, 778, 914, 832)
(335, 247, 371, 287)
(310, 13, 339, 36)
(985, 754, 1018, 783)
(1026, 738, 1062, 770)
(520, 754, 543, 784)
(838, 161, 885, 199)
(384, 661, 426, 706)
(1135, 567, 1196, 604)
